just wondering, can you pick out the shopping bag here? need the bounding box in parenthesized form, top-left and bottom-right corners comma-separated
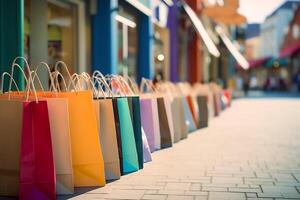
(127, 96, 144, 169)
(163, 96, 175, 143)
(157, 97, 172, 149)
(151, 98, 161, 150)
(112, 97, 139, 175)
(95, 98, 121, 181)
(47, 98, 74, 194)
(197, 96, 209, 128)
(140, 98, 156, 152)
(179, 97, 188, 139)
(0, 99, 23, 196)
(182, 97, 197, 133)
(56, 91, 105, 187)
(19, 100, 56, 200)
(187, 95, 198, 128)
(141, 127, 152, 163)
(171, 97, 185, 142)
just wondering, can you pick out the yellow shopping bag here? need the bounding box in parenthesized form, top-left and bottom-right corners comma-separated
(56, 91, 106, 187)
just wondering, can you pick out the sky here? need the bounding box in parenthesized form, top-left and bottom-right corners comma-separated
(238, 0, 285, 24)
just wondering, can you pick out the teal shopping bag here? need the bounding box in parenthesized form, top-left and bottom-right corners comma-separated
(114, 97, 139, 174)
(127, 96, 144, 169)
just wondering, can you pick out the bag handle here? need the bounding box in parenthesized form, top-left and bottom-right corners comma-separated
(116, 75, 135, 96)
(140, 78, 158, 93)
(51, 71, 68, 92)
(54, 61, 78, 92)
(124, 76, 140, 94)
(30, 62, 57, 93)
(1, 72, 21, 94)
(80, 72, 106, 98)
(105, 74, 127, 97)
(9, 62, 38, 102)
(92, 70, 114, 97)
(70, 73, 83, 91)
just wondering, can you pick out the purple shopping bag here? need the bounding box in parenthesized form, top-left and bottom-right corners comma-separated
(141, 127, 152, 163)
(140, 98, 156, 152)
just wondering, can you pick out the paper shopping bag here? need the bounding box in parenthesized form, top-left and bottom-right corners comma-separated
(95, 98, 121, 181)
(56, 91, 105, 187)
(19, 101, 56, 200)
(197, 96, 209, 128)
(46, 98, 74, 194)
(112, 97, 139, 175)
(171, 97, 184, 142)
(141, 127, 152, 163)
(0, 99, 23, 196)
(127, 96, 144, 169)
(140, 98, 156, 152)
(163, 96, 175, 143)
(179, 97, 188, 139)
(157, 97, 172, 149)
(182, 97, 197, 133)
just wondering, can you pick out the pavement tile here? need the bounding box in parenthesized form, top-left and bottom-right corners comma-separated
(202, 186, 228, 192)
(246, 193, 257, 198)
(164, 182, 191, 190)
(259, 185, 300, 198)
(208, 192, 246, 200)
(142, 194, 167, 200)
(166, 195, 194, 200)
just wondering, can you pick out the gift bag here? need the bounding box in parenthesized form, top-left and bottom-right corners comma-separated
(96, 98, 121, 180)
(182, 97, 197, 133)
(19, 100, 56, 200)
(140, 98, 156, 152)
(112, 97, 139, 174)
(141, 127, 152, 163)
(51, 64, 106, 187)
(0, 99, 23, 196)
(157, 97, 172, 149)
(47, 98, 74, 194)
(163, 96, 175, 143)
(179, 97, 188, 139)
(197, 96, 209, 128)
(56, 91, 106, 187)
(187, 95, 198, 128)
(127, 96, 144, 169)
(171, 97, 185, 142)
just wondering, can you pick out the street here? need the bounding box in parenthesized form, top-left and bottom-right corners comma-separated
(60, 96, 300, 200)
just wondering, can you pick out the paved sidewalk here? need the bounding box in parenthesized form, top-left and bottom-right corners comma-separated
(63, 98, 300, 200)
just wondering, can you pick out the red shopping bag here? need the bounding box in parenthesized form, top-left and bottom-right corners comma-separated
(19, 100, 56, 200)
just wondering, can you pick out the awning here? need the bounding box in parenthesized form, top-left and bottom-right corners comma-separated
(215, 25, 249, 70)
(182, 2, 220, 57)
(279, 41, 300, 58)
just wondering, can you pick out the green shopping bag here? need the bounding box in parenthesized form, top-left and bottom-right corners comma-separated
(127, 96, 143, 169)
(113, 97, 139, 175)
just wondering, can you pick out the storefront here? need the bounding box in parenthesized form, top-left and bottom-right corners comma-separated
(92, 0, 153, 82)
(152, 0, 172, 81)
(24, 0, 90, 81)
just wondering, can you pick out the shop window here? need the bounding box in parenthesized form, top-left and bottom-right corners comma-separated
(117, 6, 138, 79)
(24, 0, 78, 73)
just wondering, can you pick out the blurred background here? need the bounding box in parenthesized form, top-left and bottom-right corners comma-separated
(1, 0, 300, 96)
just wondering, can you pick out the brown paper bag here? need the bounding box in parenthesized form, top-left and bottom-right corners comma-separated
(95, 98, 121, 180)
(46, 98, 74, 194)
(0, 99, 23, 196)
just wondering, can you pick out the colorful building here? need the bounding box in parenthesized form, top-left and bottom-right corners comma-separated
(0, 0, 247, 90)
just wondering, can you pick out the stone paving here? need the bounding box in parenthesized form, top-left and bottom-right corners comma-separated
(63, 97, 300, 200)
